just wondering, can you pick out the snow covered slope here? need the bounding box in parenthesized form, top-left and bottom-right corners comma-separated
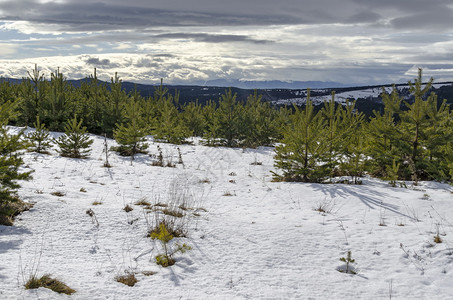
(1, 128, 453, 299)
(273, 83, 453, 106)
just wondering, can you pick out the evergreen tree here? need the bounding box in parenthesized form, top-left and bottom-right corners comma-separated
(151, 81, 189, 144)
(0, 100, 32, 224)
(26, 116, 52, 154)
(182, 100, 206, 137)
(399, 69, 434, 182)
(55, 115, 93, 158)
(113, 99, 149, 159)
(18, 64, 47, 126)
(242, 90, 278, 147)
(320, 92, 344, 178)
(273, 90, 328, 182)
(423, 95, 453, 180)
(365, 86, 403, 177)
(104, 73, 127, 136)
(41, 68, 72, 131)
(215, 89, 244, 147)
(202, 100, 220, 146)
(337, 100, 365, 183)
(73, 68, 109, 135)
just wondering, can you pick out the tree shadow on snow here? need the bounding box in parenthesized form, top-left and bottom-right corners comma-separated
(0, 238, 25, 256)
(308, 183, 416, 221)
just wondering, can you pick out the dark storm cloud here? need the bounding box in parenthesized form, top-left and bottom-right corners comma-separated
(0, 0, 301, 30)
(346, 11, 381, 24)
(1, 0, 452, 33)
(352, 0, 453, 30)
(391, 10, 453, 31)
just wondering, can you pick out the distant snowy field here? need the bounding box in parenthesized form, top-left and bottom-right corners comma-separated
(274, 83, 452, 106)
(1, 127, 453, 299)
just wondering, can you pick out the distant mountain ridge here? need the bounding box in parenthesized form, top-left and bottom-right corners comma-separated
(199, 79, 347, 89)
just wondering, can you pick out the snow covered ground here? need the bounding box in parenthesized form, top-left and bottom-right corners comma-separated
(273, 83, 453, 106)
(1, 128, 453, 299)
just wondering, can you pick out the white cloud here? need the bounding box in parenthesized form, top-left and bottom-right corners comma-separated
(0, 43, 17, 55)
(114, 43, 133, 50)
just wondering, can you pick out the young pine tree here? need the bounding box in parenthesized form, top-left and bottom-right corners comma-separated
(55, 115, 93, 158)
(181, 100, 206, 137)
(113, 99, 149, 159)
(215, 89, 244, 147)
(422, 96, 453, 181)
(320, 92, 344, 179)
(242, 90, 279, 148)
(273, 90, 328, 182)
(151, 81, 189, 144)
(337, 100, 365, 183)
(202, 100, 221, 146)
(27, 116, 52, 154)
(365, 86, 403, 177)
(0, 100, 33, 225)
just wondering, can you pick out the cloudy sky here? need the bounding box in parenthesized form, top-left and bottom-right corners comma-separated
(0, 0, 453, 86)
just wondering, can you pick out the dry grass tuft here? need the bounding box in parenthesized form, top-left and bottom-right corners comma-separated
(198, 178, 211, 184)
(0, 214, 14, 226)
(162, 208, 184, 218)
(134, 198, 151, 206)
(142, 271, 157, 276)
(0, 198, 33, 226)
(25, 275, 75, 295)
(115, 273, 138, 287)
(434, 235, 443, 243)
(123, 204, 133, 212)
(50, 191, 65, 197)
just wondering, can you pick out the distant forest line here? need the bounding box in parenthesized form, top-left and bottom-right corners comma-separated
(0, 66, 452, 182)
(3, 67, 453, 117)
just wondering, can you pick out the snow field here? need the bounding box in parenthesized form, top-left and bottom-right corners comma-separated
(0, 128, 453, 299)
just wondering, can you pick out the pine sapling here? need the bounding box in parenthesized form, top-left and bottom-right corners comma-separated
(385, 159, 400, 188)
(27, 116, 52, 154)
(339, 251, 356, 274)
(177, 147, 184, 166)
(55, 115, 93, 158)
(103, 134, 111, 167)
(150, 222, 191, 267)
(434, 223, 443, 243)
(152, 146, 164, 167)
